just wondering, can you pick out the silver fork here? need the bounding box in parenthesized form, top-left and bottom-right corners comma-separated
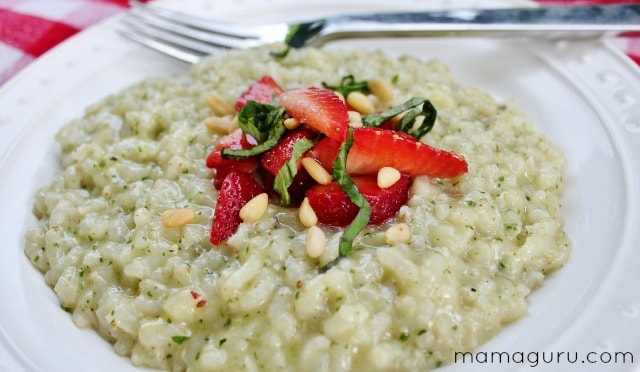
(119, 1, 640, 63)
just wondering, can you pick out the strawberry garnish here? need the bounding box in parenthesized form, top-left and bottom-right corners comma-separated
(206, 76, 469, 252)
(210, 171, 264, 245)
(206, 128, 259, 168)
(206, 128, 260, 189)
(235, 75, 284, 111)
(261, 129, 316, 175)
(260, 129, 318, 205)
(308, 127, 468, 178)
(278, 87, 348, 142)
(305, 175, 410, 227)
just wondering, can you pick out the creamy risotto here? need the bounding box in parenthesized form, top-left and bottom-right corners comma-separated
(24, 46, 570, 371)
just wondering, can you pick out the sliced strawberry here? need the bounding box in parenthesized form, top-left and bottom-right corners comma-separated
(206, 128, 260, 189)
(206, 128, 259, 168)
(278, 87, 348, 142)
(305, 175, 410, 227)
(235, 75, 284, 111)
(261, 129, 316, 175)
(307, 127, 468, 178)
(210, 171, 264, 245)
(305, 137, 341, 171)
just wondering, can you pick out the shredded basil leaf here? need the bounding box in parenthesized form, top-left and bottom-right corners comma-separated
(273, 137, 316, 206)
(318, 257, 341, 274)
(236, 101, 278, 143)
(171, 336, 190, 345)
(322, 75, 370, 97)
(270, 47, 290, 59)
(333, 128, 371, 257)
(222, 106, 287, 159)
(362, 97, 437, 139)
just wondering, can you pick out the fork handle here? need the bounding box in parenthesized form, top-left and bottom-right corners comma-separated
(292, 4, 640, 47)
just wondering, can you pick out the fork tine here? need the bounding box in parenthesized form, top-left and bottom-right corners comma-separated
(129, 1, 263, 47)
(117, 25, 206, 64)
(120, 1, 289, 61)
(124, 13, 258, 53)
(122, 13, 230, 50)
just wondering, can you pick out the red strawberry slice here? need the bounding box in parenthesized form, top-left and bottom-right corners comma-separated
(278, 87, 348, 142)
(206, 128, 260, 189)
(210, 171, 264, 245)
(305, 175, 410, 227)
(235, 75, 284, 111)
(307, 127, 468, 178)
(261, 129, 316, 175)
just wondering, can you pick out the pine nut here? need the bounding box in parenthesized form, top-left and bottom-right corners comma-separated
(204, 116, 235, 134)
(284, 117, 301, 130)
(346, 91, 375, 115)
(206, 95, 234, 116)
(385, 223, 411, 244)
(239, 193, 269, 222)
(377, 167, 401, 189)
(368, 78, 393, 102)
(306, 225, 326, 258)
(299, 197, 318, 227)
(348, 110, 363, 128)
(301, 158, 332, 185)
(161, 208, 196, 228)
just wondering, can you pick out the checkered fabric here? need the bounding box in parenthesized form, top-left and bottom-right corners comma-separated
(0, 0, 140, 85)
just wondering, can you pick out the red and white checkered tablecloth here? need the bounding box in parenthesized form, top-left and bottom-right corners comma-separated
(0, 0, 639, 87)
(0, 0, 137, 86)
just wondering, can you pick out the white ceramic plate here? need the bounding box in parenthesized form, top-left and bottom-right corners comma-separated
(0, 1, 638, 371)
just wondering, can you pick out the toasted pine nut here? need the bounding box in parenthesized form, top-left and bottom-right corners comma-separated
(347, 110, 363, 128)
(306, 225, 326, 258)
(377, 167, 401, 189)
(385, 223, 411, 244)
(161, 208, 196, 228)
(239, 193, 269, 223)
(346, 91, 375, 115)
(284, 117, 301, 130)
(206, 96, 234, 116)
(301, 158, 332, 185)
(204, 116, 235, 134)
(368, 78, 393, 102)
(299, 197, 318, 227)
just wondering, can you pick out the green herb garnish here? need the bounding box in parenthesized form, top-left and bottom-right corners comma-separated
(322, 74, 370, 97)
(504, 223, 518, 231)
(171, 335, 190, 345)
(222, 103, 287, 159)
(273, 137, 316, 205)
(333, 128, 371, 257)
(236, 101, 278, 142)
(362, 97, 437, 139)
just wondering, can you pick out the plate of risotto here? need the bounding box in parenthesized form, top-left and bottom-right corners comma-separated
(0, 0, 639, 371)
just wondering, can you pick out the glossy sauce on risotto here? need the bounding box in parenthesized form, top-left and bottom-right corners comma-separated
(24, 46, 570, 371)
